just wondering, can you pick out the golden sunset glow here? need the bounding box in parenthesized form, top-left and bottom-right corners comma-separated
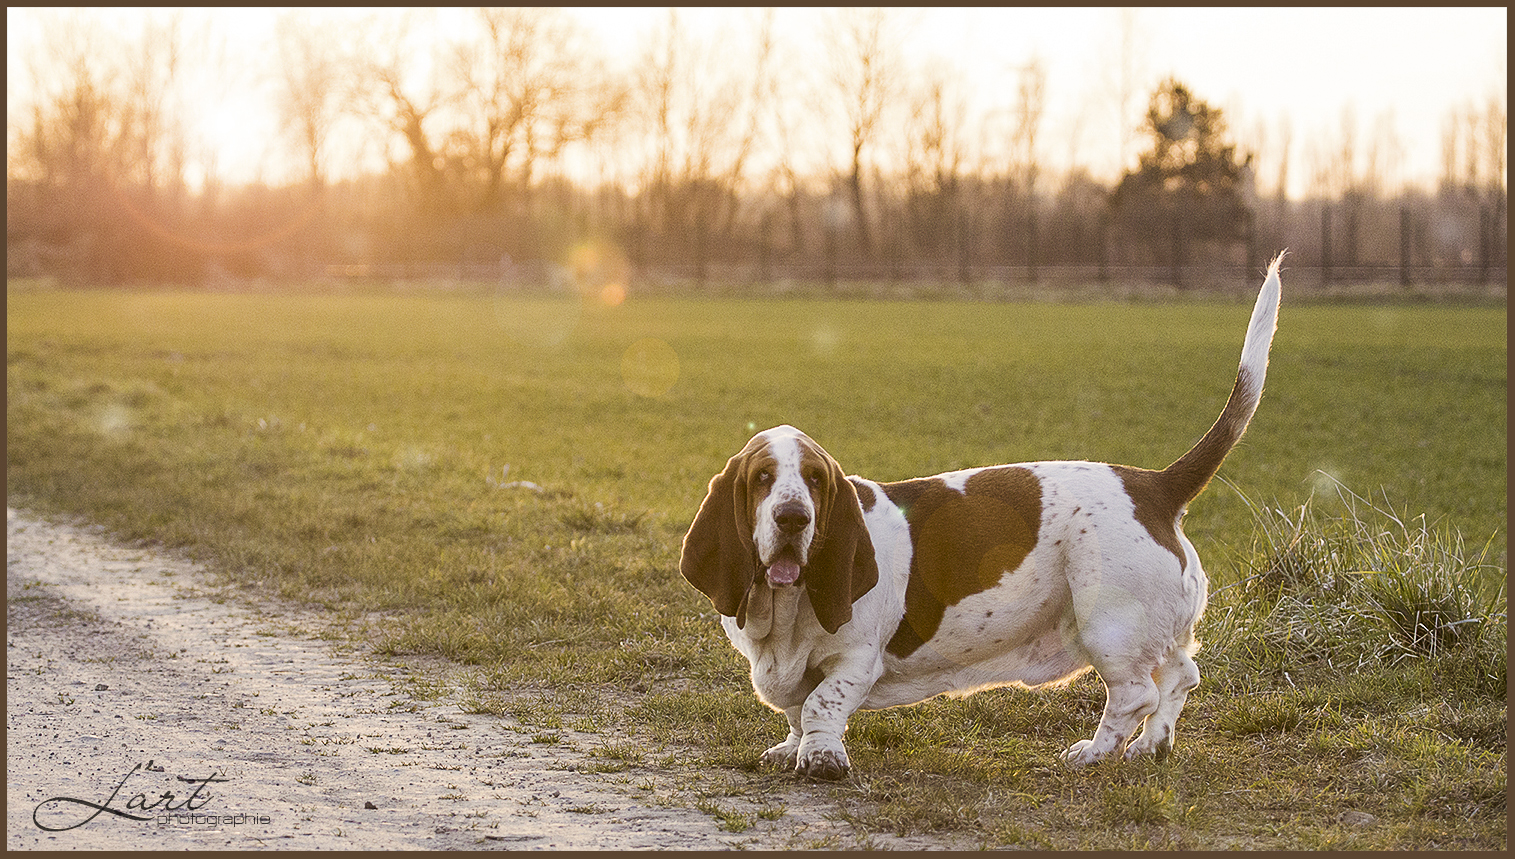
(8, 7, 1506, 197)
(7, 6, 1505, 291)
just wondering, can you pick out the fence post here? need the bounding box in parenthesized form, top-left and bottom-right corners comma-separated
(1026, 207, 1038, 285)
(1097, 211, 1110, 285)
(1320, 204, 1332, 287)
(824, 225, 837, 288)
(957, 207, 972, 286)
(1480, 206, 1491, 285)
(1170, 207, 1183, 289)
(758, 211, 772, 284)
(1399, 207, 1412, 287)
(694, 213, 708, 287)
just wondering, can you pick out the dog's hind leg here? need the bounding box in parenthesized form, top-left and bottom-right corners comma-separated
(1127, 546, 1207, 760)
(1059, 611, 1165, 767)
(1124, 641, 1200, 760)
(1061, 666, 1160, 766)
(1056, 550, 1167, 766)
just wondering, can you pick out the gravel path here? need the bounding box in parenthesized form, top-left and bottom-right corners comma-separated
(7, 508, 968, 850)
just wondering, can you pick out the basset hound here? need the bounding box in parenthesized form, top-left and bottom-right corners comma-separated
(680, 255, 1284, 780)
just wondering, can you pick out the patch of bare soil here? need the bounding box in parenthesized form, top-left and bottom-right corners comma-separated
(6, 508, 972, 850)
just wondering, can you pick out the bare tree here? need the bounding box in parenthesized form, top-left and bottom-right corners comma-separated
(274, 11, 343, 189)
(12, 16, 117, 187)
(632, 9, 772, 273)
(1452, 95, 1509, 203)
(1100, 8, 1148, 172)
(8, 11, 199, 282)
(1273, 115, 1293, 204)
(902, 63, 970, 267)
(1479, 86, 1508, 270)
(346, 11, 452, 207)
(1479, 94, 1507, 202)
(1440, 107, 1461, 195)
(1436, 92, 1507, 275)
(1013, 59, 1048, 277)
(1364, 110, 1404, 196)
(1312, 106, 1403, 268)
(719, 9, 778, 238)
(1463, 103, 1484, 195)
(1242, 113, 1292, 265)
(637, 10, 719, 244)
(119, 16, 187, 192)
(759, 15, 813, 259)
(1442, 90, 1508, 235)
(823, 7, 903, 257)
(1335, 106, 1360, 196)
(1013, 61, 1048, 202)
(451, 7, 624, 210)
(18, 12, 191, 193)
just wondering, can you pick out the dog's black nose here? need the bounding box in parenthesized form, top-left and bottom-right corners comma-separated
(774, 502, 811, 534)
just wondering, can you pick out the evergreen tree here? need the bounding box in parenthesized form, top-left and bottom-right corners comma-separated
(1110, 78, 1253, 272)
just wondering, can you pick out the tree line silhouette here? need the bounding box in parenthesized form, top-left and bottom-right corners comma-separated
(7, 9, 1506, 292)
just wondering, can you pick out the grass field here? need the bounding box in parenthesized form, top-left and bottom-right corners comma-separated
(7, 282, 1506, 849)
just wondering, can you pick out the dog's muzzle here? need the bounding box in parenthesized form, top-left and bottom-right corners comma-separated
(773, 501, 810, 536)
(765, 501, 811, 586)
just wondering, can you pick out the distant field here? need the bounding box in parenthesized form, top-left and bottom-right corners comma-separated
(7, 283, 1507, 849)
(8, 285, 1504, 550)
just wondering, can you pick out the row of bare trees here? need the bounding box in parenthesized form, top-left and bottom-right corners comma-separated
(7, 8, 1507, 288)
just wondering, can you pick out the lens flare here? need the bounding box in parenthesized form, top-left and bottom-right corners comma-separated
(600, 282, 627, 307)
(96, 404, 132, 438)
(565, 240, 629, 298)
(811, 323, 840, 355)
(621, 338, 680, 398)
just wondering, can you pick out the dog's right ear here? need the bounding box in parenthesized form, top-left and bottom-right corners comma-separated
(680, 445, 760, 626)
(801, 446, 878, 635)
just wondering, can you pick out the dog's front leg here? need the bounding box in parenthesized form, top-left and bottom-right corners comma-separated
(791, 656, 880, 781)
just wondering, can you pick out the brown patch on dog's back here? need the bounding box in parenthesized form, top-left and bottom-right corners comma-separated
(883, 467, 1042, 658)
(1111, 465, 1185, 567)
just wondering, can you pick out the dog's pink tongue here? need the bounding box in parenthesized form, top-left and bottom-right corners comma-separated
(767, 557, 801, 587)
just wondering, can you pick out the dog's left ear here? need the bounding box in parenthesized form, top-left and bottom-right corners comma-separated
(680, 444, 761, 625)
(804, 448, 879, 635)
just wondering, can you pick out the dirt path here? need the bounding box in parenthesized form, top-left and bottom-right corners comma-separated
(7, 508, 972, 851)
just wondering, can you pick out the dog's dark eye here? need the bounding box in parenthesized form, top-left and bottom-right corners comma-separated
(804, 469, 823, 487)
(755, 469, 773, 485)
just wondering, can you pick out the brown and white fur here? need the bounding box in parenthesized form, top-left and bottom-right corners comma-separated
(680, 254, 1284, 780)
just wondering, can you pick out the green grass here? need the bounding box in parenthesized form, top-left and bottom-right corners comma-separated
(6, 282, 1506, 849)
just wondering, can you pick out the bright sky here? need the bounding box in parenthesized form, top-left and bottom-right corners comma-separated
(7, 6, 1507, 198)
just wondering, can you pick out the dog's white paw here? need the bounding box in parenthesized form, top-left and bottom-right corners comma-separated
(1123, 727, 1174, 761)
(795, 737, 850, 781)
(760, 737, 800, 770)
(1062, 733, 1140, 767)
(1061, 738, 1106, 768)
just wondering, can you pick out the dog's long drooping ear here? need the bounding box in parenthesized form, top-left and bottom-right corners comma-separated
(802, 447, 879, 635)
(680, 443, 761, 626)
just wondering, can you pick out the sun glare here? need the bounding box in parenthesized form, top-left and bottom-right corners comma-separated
(185, 98, 278, 190)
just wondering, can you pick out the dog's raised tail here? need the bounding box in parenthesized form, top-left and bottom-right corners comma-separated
(1160, 251, 1284, 508)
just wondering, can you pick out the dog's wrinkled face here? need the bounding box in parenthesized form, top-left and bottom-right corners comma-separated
(680, 423, 878, 635)
(744, 427, 832, 588)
